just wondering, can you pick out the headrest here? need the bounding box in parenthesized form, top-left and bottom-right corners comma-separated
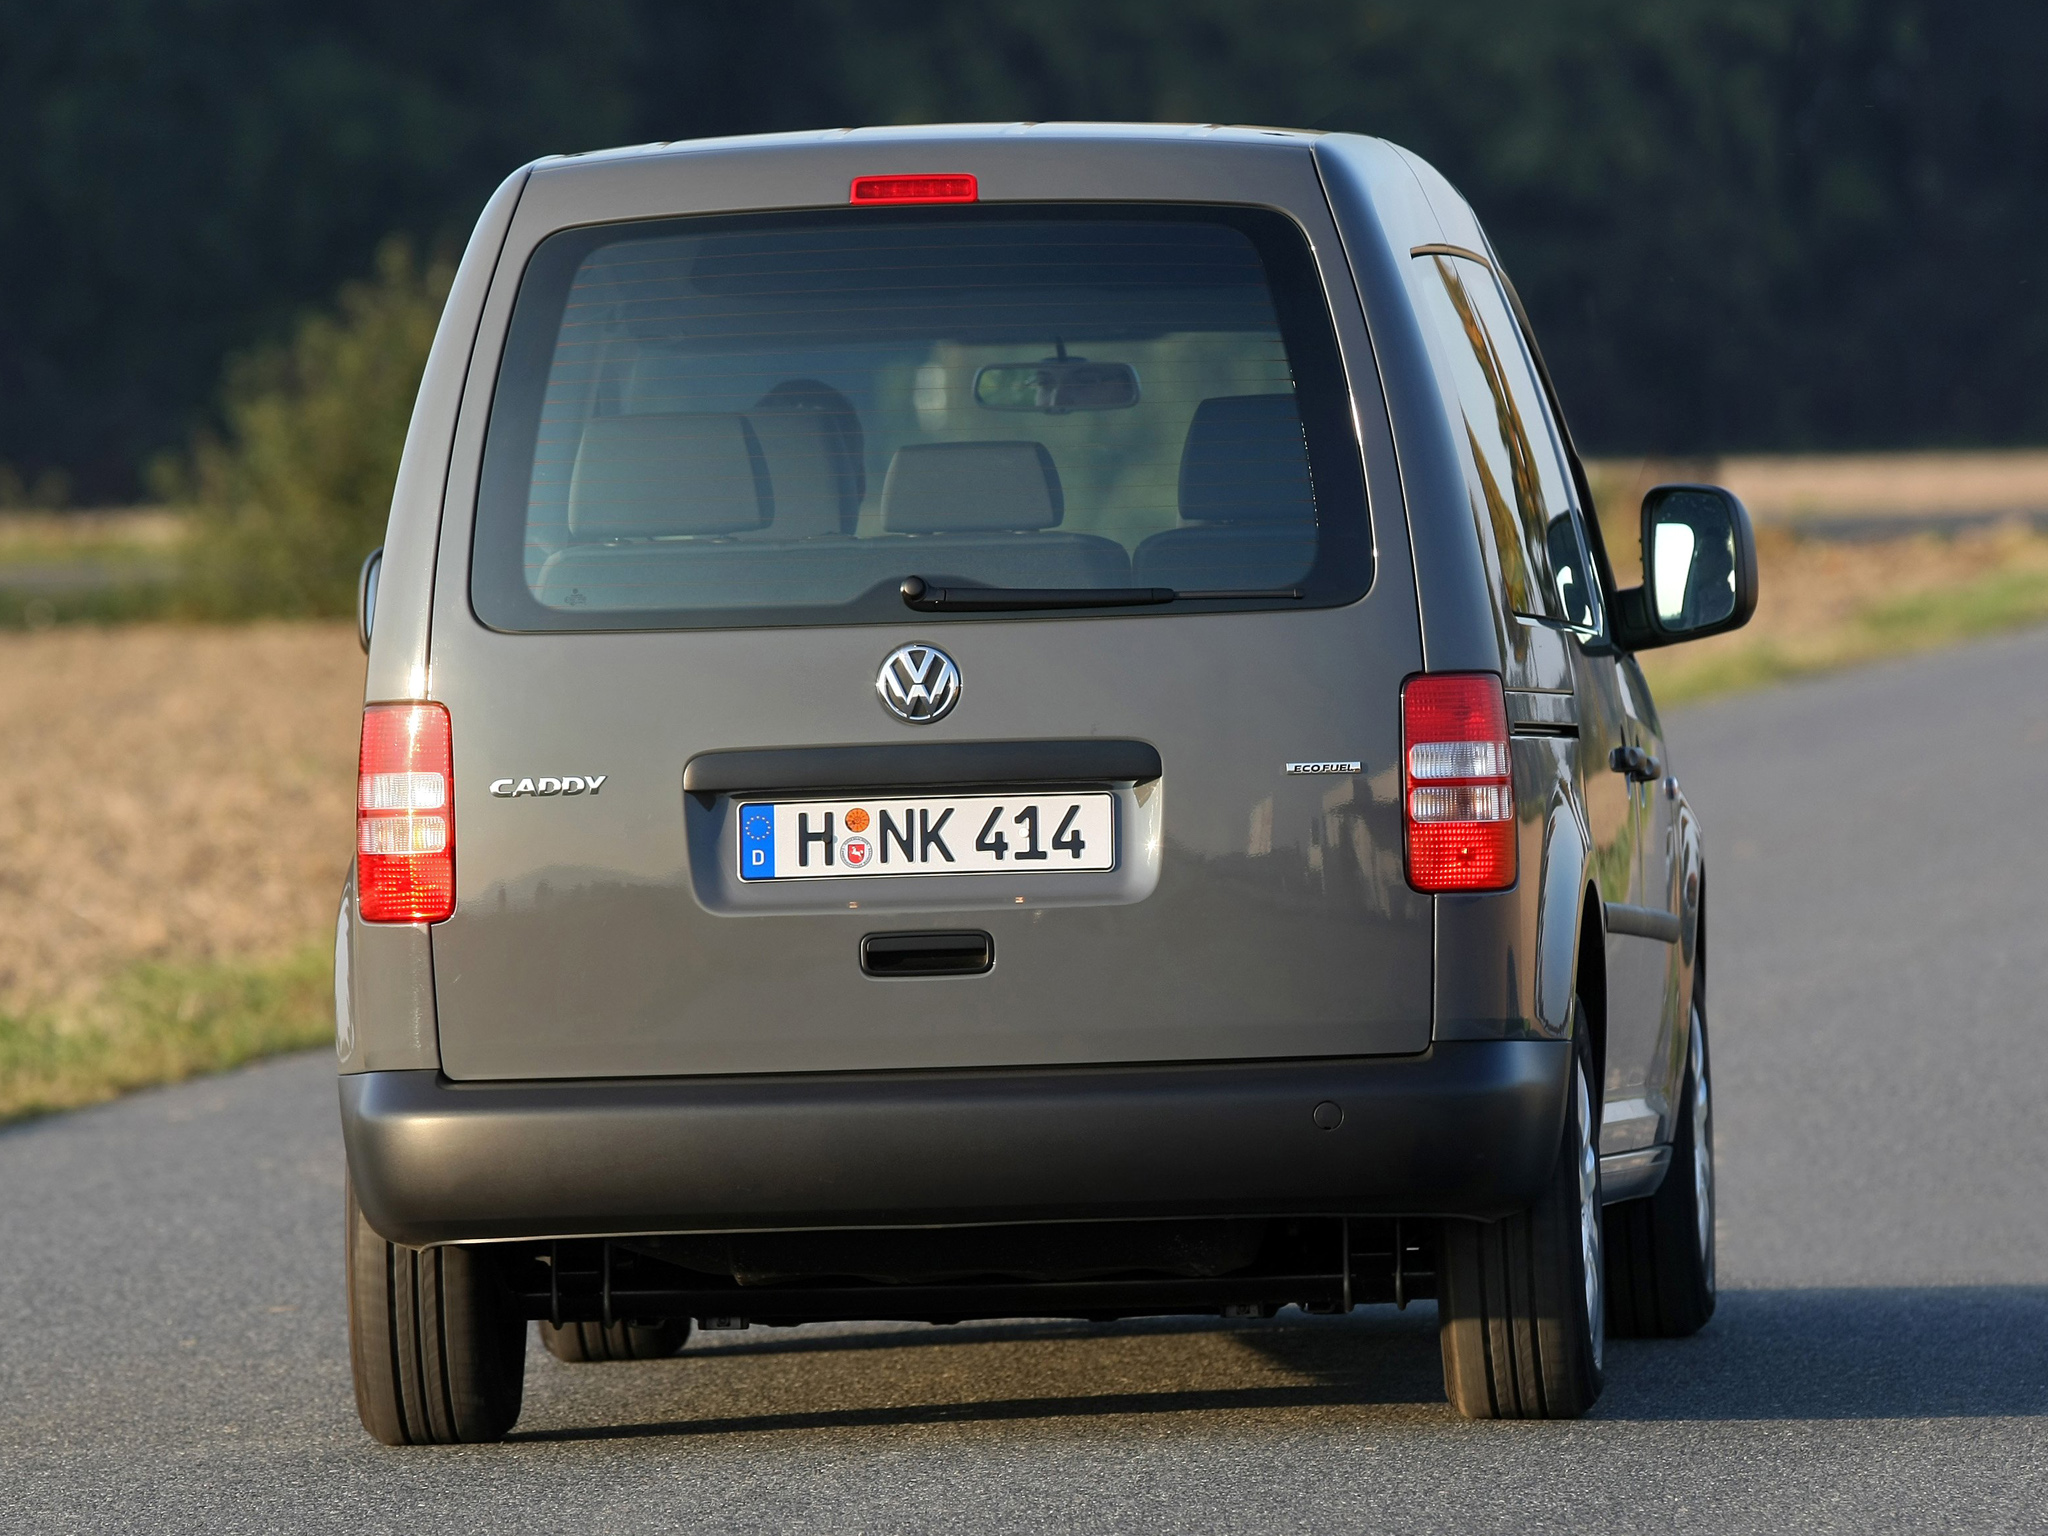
(1178, 394, 1317, 524)
(880, 441, 1064, 533)
(745, 410, 845, 539)
(750, 379, 865, 537)
(568, 413, 771, 538)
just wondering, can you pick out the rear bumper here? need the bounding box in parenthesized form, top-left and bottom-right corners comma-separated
(341, 1042, 1570, 1246)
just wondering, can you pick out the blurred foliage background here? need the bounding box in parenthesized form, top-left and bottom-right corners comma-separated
(7, 0, 2048, 502)
(2, 0, 2047, 613)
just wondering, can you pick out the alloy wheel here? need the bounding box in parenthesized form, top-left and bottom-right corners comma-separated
(1691, 1008, 1715, 1296)
(1576, 1064, 1605, 1371)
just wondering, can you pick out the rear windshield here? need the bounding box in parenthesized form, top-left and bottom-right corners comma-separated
(471, 204, 1370, 631)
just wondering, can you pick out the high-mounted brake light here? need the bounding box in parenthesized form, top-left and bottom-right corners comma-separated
(1402, 673, 1516, 892)
(357, 703, 454, 923)
(850, 173, 978, 206)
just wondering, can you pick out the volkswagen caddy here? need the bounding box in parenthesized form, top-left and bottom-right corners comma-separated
(337, 124, 1756, 1442)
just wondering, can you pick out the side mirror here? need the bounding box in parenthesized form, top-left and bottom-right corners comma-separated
(357, 546, 383, 654)
(1614, 485, 1757, 650)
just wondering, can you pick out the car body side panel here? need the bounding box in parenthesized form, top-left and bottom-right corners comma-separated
(362, 165, 529, 707)
(1598, 656, 1675, 1142)
(1625, 656, 1690, 1140)
(1393, 147, 1494, 261)
(420, 132, 1435, 1080)
(1379, 139, 1698, 1147)
(340, 166, 531, 1076)
(1313, 136, 1502, 680)
(1431, 735, 1577, 1042)
(1535, 798, 1591, 1036)
(1318, 137, 1603, 1067)
(342, 919, 440, 1072)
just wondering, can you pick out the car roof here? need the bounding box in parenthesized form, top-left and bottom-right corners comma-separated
(532, 121, 1332, 173)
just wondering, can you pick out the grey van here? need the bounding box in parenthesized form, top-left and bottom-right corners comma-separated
(337, 124, 1756, 1442)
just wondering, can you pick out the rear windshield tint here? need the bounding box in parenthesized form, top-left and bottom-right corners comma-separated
(471, 204, 1370, 631)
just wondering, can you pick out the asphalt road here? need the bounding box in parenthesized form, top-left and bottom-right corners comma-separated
(5, 629, 2048, 1533)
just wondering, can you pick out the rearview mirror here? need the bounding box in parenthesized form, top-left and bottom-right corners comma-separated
(973, 359, 1140, 414)
(357, 545, 383, 653)
(1617, 485, 1757, 649)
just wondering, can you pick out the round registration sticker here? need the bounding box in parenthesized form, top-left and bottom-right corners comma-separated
(842, 835, 874, 868)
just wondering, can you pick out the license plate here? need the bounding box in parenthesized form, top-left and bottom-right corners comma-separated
(738, 792, 1116, 880)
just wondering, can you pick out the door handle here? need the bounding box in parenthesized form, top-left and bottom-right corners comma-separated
(1609, 745, 1662, 783)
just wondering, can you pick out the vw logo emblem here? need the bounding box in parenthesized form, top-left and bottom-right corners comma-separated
(877, 642, 961, 724)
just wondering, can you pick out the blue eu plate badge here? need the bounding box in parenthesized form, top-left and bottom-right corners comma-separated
(740, 804, 776, 880)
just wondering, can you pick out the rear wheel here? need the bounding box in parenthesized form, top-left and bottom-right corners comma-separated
(1438, 1016, 1605, 1419)
(1605, 1002, 1716, 1337)
(541, 1317, 692, 1363)
(346, 1177, 527, 1445)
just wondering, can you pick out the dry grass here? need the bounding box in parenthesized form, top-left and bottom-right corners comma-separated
(0, 621, 361, 1119)
(1634, 522, 2048, 704)
(0, 621, 360, 1006)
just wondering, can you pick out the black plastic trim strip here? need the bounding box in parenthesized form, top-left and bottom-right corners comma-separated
(684, 738, 1162, 795)
(523, 1272, 1362, 1326)
(1504, 690, 1580, 733)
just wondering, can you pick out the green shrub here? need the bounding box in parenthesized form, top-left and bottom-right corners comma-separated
(0, 464, 73, 508)
(162, 237, 451, 618)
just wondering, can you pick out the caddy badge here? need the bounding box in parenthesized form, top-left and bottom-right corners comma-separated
(489, 775, 607, 797)
(877, 642, 961, 724)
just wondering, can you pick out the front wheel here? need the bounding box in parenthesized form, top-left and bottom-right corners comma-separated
(1437, 1018, 1605, 1419)
(1605, 1002, 1716, 1337)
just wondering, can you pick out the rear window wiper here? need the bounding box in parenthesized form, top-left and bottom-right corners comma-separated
(899, 576, 1303, 612)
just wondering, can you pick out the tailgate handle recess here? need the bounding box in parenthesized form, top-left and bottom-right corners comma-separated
(861, 931, 994, 978)
(685, 739, 1161, 797)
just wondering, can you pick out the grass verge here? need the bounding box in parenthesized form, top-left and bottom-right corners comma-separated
(0, 943, 332, 1126)
(1859, 564, 2048, 646)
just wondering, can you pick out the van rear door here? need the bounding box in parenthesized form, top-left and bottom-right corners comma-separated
(421, 146, 1434, 1080)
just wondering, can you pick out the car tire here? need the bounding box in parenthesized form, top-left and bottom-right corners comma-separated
(540, 1317, 692, 1363)
(345, 1175, 527, 1445)
(1605, 999, 1716, 1338)
(1437, 1012, 1605, 1420)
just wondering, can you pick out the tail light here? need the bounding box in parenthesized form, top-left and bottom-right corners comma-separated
(1403, 673, 1516, 892)
(357, 703, 454, 923)
(850, 173, 978, 205)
